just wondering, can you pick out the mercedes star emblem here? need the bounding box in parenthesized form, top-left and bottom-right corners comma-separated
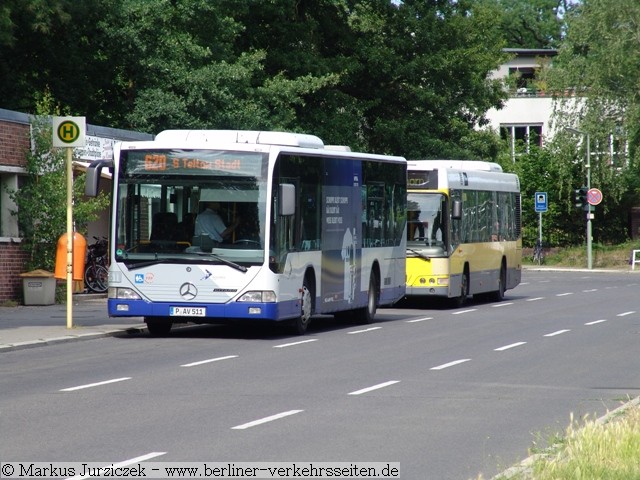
(179, 282, 197, 300)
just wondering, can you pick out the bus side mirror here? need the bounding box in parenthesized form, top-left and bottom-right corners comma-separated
(452, 199, 462, 220)
(85, 160, 114, 197)
(279, 183, 296, 216)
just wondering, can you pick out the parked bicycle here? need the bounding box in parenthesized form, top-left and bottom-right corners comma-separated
(532, 239, 545, 265)
(84, 236, 109, 293)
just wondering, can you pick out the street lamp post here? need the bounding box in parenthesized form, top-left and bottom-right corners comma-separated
(566, 127, 592, 270)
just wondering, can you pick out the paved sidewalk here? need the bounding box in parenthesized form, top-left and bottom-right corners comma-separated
(0, 294, 146, 352)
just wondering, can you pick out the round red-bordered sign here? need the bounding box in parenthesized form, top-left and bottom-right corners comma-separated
(587, 188, 603, 206)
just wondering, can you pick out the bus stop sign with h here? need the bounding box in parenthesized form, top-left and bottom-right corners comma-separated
(53, 116, 86, 329)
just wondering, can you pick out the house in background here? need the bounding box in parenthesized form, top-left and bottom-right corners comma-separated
(0, 108, 152, 301)
(483, 49, 640, 239)
(484, 48, 558, 162)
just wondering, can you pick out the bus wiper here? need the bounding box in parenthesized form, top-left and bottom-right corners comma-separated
(125, 254, 247, 273)
(196, 252, 248, 272)
(125, 255, 179, 270)
(407, 248, 431, 262)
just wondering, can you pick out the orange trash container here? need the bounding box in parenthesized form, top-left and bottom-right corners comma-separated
(55, 232, 87, 281)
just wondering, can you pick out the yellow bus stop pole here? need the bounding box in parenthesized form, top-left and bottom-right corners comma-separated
(66, 146, 73, 329)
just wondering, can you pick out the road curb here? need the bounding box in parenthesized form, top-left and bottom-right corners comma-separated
(0, 326, 147, 353)
(523, 266, 638, 273)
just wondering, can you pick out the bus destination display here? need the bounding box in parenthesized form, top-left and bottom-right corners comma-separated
(125, 150, 263, 177)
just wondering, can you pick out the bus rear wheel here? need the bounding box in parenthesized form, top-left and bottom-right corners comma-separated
(355, 271, 379, 324)
(491, 264, 506, 301)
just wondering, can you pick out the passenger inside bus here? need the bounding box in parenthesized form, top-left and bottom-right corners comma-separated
(408, 210, 427, 240)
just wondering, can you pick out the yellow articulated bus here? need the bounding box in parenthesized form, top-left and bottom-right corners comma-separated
(405, 160, 521, 306)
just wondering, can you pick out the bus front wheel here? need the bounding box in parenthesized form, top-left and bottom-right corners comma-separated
(146, 317, 172, 337)
(293, 282, 312, 335)
(453, 269, 469, 308)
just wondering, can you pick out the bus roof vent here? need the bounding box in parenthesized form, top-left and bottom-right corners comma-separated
(155, 130, 325, 149)
(254, 131, 325, 148)
(408, 159, 503, 172)
(324, 145, 352, 152)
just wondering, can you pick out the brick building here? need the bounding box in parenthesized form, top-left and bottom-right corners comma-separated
(0, 108, 151, 302)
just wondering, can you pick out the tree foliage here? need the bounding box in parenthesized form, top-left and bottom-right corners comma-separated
(0, 0, 509, 159)
(539, 0, 640, 244)
(4, 0, 640, 246)
(479, 0, 573, 49)
(548, 0, 640, 158)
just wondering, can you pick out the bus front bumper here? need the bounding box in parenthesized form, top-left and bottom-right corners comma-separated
(405, 284, 449, 297)
(107, 298, 299, 322)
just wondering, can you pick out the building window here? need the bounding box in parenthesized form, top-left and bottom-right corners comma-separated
(500, 124, 543, 162)
(0, 170, 22, 238)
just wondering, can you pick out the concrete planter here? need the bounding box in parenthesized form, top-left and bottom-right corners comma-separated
(20, 270, 56, 305)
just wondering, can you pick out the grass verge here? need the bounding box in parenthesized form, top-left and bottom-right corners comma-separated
(476, 398, 640, 480)
(523, 241, 640, 269)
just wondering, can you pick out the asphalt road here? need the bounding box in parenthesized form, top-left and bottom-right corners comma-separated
(1, 270, 639, 479)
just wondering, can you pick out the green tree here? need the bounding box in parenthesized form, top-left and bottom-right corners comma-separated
(274, 0, 510, 157)
(548, 0, 640, 157)
(542, 0, 640, 244)
(7, 93, 109, 271)
(0, 0, 512, 159)
(479, 0, 574, 49)
(0, 0, 110, 115)
(499, 141, 583, 247)
(92, 0, 339, 133)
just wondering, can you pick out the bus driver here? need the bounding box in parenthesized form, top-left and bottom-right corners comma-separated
(194, 201, 239, 243)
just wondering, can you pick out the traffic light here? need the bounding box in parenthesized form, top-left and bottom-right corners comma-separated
(574, 186, 588, 209)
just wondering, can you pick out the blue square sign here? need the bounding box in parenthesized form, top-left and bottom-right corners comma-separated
(535, 192, 548, 212)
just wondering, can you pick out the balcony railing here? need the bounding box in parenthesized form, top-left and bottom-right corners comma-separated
(507, 87, 579, 98)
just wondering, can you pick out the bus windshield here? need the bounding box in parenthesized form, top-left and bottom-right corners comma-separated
(407, 192, 447, 256)
(114, 149, 268, 266)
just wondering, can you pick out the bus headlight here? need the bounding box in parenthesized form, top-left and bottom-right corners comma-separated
(238, 291, 276, 303)
(109, 287, 142, 300)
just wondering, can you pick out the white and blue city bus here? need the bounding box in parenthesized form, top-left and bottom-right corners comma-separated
(85, 130, 407, 335)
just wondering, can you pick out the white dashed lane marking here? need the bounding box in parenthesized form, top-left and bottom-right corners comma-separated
(231, 410, 304, 430)
(348, 380, 400, 396)
(273, 339, 318, 348)
(430, 359, 472, 371)
(347, 327, 382, 334)
(494, 342, 527, 352)
(544, 329, 570, 337)
(60, 377, 131, 392)
(406, 317, 433, 323)
(585, 319, 607, 326)
(181, 355, 238, 367)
